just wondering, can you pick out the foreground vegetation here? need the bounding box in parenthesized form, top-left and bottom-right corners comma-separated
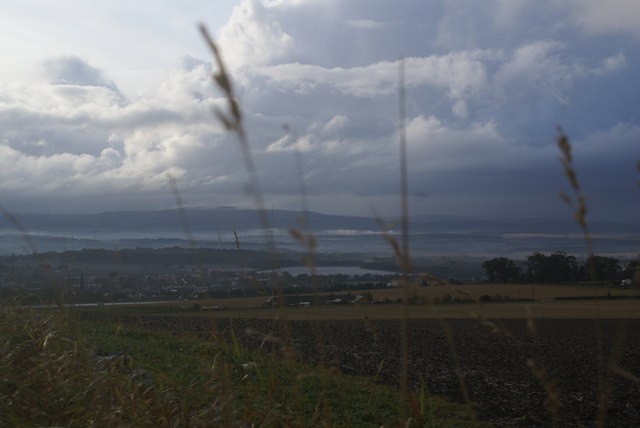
(1, 302, 477, 427)
(76, 299, 640, 426)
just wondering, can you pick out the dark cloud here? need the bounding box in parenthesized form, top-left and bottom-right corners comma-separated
(0, 0, 637, 223)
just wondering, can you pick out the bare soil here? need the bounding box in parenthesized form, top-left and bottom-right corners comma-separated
(85, 313, 640, 427)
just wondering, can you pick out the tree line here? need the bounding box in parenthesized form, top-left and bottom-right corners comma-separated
(482, 252, 637, 284)
(0, 247, 364, 271)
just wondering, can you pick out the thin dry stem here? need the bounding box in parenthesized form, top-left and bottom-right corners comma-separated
(398, 58, 412, 421)
(199, 24, 270, 237)
(167, 174, 208, 287)
(556, 128, 593, 260)
(526, 358, 561, 427)
(474, 313, 563, 425)
(613, 366, 640, 384)
(556, 128, 633, 427)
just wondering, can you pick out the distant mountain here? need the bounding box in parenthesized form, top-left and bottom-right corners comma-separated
(0, 208, 378, 234)
(410, 215, 640, 234)
(0, 208, 637, 257)
(2, 207, 638, 234)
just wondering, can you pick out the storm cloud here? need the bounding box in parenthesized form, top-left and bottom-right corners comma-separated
(0, 0, 637, 221)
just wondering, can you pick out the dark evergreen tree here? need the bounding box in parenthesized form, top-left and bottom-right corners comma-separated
(585, 255, 621, 282)
(526, 251, 579, 283)
(482, 257, 522, 283)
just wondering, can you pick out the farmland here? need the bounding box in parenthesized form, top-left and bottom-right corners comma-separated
(76, 283, 640, 426)
(88, 283, 640, 319)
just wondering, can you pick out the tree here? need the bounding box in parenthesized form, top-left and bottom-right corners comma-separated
(622, 260, 637, 281)
(482, 257, 522, 283)
(526, 251, 579, 283)
(585, 255, 621, 282)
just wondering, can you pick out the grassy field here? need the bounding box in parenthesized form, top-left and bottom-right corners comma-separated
(1, 302, 477, 427)
(8, 284, 639, 426)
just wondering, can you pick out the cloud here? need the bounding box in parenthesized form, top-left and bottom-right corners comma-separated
(492, 0, 528, 26)
(577, 122, 640, 162)
(249, 38, 624, 130)
(593, 52, 627, 75)
(266, 134, 314, 152)
(253, 49, 491, 100)
(263, 0, 314, 6)
(322, 115, 350, 135)
(0, 56, 242, 211)
(216, 0, 293, 70)
(451, 100, 468, 119)
(0, 0, 637, 221)
(563, 0, 640, 38)
(403, 115, 555, 172)
(41, 56, 120, 93)
(493, 40, 574, 103)
(345, 19, 390, 30)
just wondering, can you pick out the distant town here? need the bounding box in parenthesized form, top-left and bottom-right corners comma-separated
(0, 247, 636, 305)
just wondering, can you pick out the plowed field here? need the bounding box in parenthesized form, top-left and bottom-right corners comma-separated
(83, 311, 640, 427)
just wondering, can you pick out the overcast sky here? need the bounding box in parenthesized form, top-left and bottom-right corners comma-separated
(0, 0, 638, 221)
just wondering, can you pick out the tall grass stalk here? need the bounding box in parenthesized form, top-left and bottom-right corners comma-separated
(396, 59, 479, 425)
(199, 24, 270, 237)
(397, 57, 412, 421)
(198, 21, 332, 404)
(555, 128, 636, 427)
(556, 128, 593, 266)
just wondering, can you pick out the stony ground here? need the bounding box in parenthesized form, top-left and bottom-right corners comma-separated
(86, 313, 640, 427)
